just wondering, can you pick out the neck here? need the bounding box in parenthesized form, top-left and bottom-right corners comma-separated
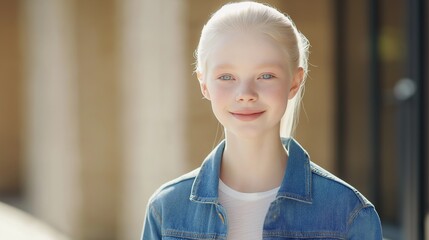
(220, 131, 288, 193)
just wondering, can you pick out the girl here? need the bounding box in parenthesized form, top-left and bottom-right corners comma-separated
(143, 1, 382, 239)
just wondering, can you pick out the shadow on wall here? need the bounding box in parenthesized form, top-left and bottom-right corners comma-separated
(0, 202, 70, 240)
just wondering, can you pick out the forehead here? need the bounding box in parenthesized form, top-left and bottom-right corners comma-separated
(207, 31, 288, 71)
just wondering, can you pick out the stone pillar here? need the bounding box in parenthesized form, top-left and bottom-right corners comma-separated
(21, 0, 81, 236)
(117, 0, 188, 239)
(74, 0, 122, 239)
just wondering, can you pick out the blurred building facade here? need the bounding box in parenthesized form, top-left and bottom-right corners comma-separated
(0, 0, 427, 239)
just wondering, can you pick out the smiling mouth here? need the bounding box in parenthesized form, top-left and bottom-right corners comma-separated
(230, 111, 265, 121)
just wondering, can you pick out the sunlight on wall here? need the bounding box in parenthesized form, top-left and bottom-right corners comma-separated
(0, 202, 69, 240)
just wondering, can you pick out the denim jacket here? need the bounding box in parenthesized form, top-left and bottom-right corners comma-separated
(142, 138, 382, 239)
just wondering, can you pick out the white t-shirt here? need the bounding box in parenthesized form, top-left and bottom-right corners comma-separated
(218, 179, 280, 240)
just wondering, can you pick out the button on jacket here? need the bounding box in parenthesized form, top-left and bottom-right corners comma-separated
(142, 138, 382, 239)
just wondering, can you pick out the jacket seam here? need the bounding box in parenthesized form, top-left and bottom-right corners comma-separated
(163, 229, 226, 240)
(346, 204, 373, 232)
(263, 230, 346, 239)
(305, 160, 312, 199)
(149, 203, 162, 226)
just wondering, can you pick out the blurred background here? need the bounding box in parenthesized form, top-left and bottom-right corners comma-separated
(0, 0, 427, 239)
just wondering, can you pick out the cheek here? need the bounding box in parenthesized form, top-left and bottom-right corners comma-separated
(265, 84, 290, 104)
(207, 86, 231, 123)
(206, 83, 231, 103)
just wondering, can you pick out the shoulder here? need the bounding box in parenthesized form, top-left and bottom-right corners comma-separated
(309, 161, 373, 208)
(307, 161, 382, 237)
(147, 168, 200, 207)
(308, 161, 381, 231)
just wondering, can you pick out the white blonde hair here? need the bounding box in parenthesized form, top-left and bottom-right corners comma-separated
(195, 1, 309, 138)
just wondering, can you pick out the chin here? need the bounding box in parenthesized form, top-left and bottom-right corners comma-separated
(225, 126, 280, 140)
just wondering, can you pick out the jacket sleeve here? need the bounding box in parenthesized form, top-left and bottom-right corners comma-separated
(347, 206, 383, 240)
(141, 203, 162, 240)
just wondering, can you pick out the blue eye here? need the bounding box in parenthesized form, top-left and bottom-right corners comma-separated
(218, 75, 234, 81)
(259, 74, 274, 80)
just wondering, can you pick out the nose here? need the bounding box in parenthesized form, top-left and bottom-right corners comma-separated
(236, 81, 258, 102)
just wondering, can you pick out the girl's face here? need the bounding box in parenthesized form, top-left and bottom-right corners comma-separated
(199, 31, 302, 138)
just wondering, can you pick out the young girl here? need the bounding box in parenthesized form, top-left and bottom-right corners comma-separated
(143, 2, 382, 239)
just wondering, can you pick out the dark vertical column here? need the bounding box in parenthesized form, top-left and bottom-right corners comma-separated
(334, 0, 345, 179)
(424, 1, 429, 238)
(399, 0, 425, 238)
(410, 0, 426, 237)
(368, 0, 382, 211)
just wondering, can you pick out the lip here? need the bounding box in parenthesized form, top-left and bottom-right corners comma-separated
(230, 110, 265, 121)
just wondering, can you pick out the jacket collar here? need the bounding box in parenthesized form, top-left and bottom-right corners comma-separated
(190, 138, 313, 204)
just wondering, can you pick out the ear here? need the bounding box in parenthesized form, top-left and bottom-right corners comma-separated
(288, 67, 304, 99)
(197, 71, 211, 100)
